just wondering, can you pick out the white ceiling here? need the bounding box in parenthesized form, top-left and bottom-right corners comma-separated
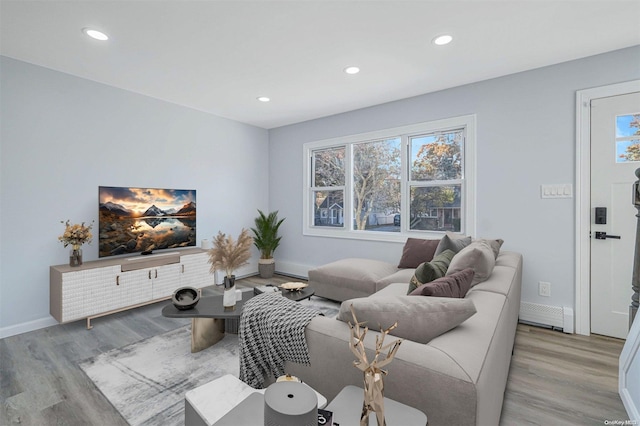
(2, 1, 639, 129)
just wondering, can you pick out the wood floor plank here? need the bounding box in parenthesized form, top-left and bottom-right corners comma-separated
(0, 276, 632, 425)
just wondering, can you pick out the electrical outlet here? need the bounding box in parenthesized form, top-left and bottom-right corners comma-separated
(539, 281, 551, 297)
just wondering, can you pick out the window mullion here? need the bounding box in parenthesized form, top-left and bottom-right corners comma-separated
(345, 143, 353, 231)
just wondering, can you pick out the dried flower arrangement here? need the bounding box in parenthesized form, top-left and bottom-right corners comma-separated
(58, 220, 94, 250)
(208, 228, 253, 278)
(348, 305, 403, 426)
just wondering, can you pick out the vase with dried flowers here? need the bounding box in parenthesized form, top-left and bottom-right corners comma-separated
(208, 228, 253, 309)
(348, 304, 403, 426)
(59, 220, 94, 267)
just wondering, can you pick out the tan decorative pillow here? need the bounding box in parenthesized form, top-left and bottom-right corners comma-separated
(337, 296, 477, 344)
(397, 238, 439, 268)
(446, 241, 496, 286)
(474, 238, 504, 259)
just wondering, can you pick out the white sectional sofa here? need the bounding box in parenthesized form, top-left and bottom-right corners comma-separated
(285, 250, 523, 425)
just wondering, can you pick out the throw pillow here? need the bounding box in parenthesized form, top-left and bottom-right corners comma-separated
(337, 296, 477, 344)
(397, 238, 440, 268)
(474, 238, 504, 259)
(434, 233, 472, 257)
(407, 249, 455, 294)
(409, 268, 475, 298)
(446, 241, 496, 286)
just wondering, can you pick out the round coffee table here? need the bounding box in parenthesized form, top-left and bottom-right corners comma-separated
(162, 291, 255, 353)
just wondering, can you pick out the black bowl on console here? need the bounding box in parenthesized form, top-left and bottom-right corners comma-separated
(172, 287, 200, 310)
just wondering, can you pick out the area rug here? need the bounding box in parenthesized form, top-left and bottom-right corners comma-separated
(79, 297, 339, 426)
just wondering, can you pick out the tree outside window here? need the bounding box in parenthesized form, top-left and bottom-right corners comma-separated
(353, 138, 401, 231)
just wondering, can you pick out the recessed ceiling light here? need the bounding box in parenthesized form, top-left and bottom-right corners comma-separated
(257, 96, 270, 102)
(433, 34, 453, 46)
(344, 66, 360, 75)
(83, 28, 109, 41)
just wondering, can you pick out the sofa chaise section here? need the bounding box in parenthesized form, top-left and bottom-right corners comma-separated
(308, 258, 415, 302)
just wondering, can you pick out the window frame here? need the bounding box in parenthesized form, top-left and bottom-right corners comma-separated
(303, 115, 476, 242)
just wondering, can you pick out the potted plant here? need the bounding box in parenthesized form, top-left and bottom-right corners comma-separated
(208, 228, 253, 308)
(251, 210, 285, 278)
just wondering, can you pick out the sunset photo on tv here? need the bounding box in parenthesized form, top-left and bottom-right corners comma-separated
(98, 186, 196, 257)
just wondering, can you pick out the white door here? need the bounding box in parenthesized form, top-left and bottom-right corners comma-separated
(590, 92, 640, 339)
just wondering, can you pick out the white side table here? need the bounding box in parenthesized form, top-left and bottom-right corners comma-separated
(325, 385, 427, 426)
(185, 374, 327, 426)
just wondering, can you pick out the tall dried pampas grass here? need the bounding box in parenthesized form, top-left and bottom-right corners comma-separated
(208, 228, 253, 277)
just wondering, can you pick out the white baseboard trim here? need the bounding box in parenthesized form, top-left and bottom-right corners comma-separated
(275, 261, 312, 280)
(519, 302, 574, 333)
(0, 316, 58, 339)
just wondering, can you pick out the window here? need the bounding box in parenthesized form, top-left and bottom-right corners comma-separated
(616, 113, 640, 163)
(409, 130, 463, 232)
(304, 115, 476, 241)
(311, 147, 345, 227)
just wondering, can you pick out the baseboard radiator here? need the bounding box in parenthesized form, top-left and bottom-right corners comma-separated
(519, 302, 574, 334)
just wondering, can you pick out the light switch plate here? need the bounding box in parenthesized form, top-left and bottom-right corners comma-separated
(541, 184, 572, 199)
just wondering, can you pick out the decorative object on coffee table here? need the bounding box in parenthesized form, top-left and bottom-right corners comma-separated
(208, 228, 253, 309)
(172, 286, 200, 310)
(348, 305, 402, 426)
(251, 209, 285, 278)
(58, 219, 93, 267)
(279, 282, 308, 291)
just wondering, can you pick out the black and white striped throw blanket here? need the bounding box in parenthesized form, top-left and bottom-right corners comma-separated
(239, 292, 321, 388)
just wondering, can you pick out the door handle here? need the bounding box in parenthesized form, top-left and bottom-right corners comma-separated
(595, 231, 621, 240)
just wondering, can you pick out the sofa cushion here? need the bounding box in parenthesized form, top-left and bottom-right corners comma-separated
(434, 232, 472, 257)
(375, 269, 416, 293)
(397, 238, 439, 268)
(409, 268, 475, 298)
(447, 241, 496, 286)
(308, 258, 399, 301)
(337, 296, 477, 344)
(408, 249, 455, 294)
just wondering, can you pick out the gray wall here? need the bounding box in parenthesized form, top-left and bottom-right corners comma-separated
(0, 56, 269, 336)
(269, 46, 640, 312)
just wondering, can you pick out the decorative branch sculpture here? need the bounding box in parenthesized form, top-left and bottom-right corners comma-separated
(348, 305, 402, 426)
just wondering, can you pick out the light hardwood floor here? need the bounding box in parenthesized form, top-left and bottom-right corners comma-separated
(0, 275, 630, 425)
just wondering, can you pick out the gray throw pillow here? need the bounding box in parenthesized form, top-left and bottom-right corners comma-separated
(408, 249, 455, 294)
(434, 233, 472, 257)
(397, 238, 439, 268)
(446, 241, 496, 286)
(337, 296, 477, 344)
(474, 238, 504, 259)
(409, 268, 475, 298)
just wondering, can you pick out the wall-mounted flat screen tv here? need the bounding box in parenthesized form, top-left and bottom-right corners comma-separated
(98, 186, 196, 257)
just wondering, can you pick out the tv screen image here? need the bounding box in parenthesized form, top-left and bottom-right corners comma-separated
(98, 186, 196, 257)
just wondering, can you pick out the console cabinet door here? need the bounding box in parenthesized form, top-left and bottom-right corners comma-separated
(150, 264, 182, 300)
(116, 269, 154, 307)
(59, 269, 93, 322)
(62, 266, 121, 320)
(180, 252, 212, 288)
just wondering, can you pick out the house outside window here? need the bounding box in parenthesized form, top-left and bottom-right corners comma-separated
(303, 115, 476, 242)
